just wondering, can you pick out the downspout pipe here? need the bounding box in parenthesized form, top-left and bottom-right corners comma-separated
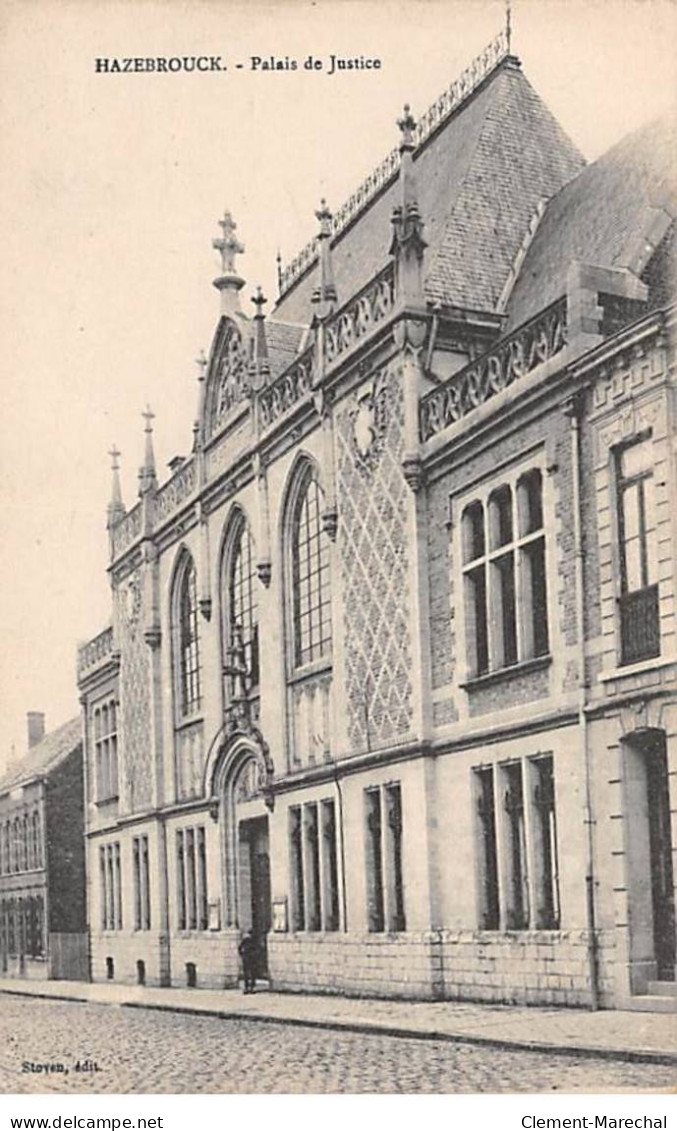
(567, 392, 600, 1010)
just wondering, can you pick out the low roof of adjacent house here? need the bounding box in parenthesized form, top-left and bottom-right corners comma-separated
(505, 114, 677, 330)
(0, 717, 82, 795)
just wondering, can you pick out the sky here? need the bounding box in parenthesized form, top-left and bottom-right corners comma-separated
(0, 0, 675, 769)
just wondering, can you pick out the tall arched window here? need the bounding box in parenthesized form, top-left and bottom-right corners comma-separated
(225, 514, 259, 691)
(291, 468, 332, 668)
(175, 555, 201, 718)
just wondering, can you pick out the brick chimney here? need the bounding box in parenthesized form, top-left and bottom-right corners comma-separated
(27, 711, 45, 749)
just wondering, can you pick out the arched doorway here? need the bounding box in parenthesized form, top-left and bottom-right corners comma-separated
(205, 728, 274, 980)
(233, 759, 271, 977)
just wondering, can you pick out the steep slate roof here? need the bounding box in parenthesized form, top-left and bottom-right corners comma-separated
(0, 717, 82, 794)
(272, 56, 584, 325)
(506, 114, 677, 330)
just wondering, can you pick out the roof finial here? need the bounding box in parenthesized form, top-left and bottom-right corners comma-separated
(251, 286, 270, 386)
(212, 211, 246, 315)
(506, 0, 512, 53)
(107, 444, 125, 527)
(139, 404, 157, 494)
(276, 249, 283, 296)
(312, 199, 337, 315)
(397, 104, 417, 152)
(193, 350, 208, 451)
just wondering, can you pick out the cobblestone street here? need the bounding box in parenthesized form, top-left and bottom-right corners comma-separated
(0, 995, 674, 1094)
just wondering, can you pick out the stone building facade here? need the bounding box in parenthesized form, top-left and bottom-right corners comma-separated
(77, 31, 676, 1010)
(0, 715, 88, 980)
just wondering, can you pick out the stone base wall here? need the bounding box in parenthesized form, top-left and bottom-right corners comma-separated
(91, 931, 167, 987)
(269, 933, 437, 998)
(169, 932, 240, 990)
(269, 928, 617, 1006)
(438, 929, 616, 1008)
(91, 930, 240, 989)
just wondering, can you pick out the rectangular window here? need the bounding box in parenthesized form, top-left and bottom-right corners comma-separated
(93, 699, 119, 802)
(321, 800, 340, 932)
(529, 756, 560, 929)
(502, 762, 529, 930)
(186, 829, 197, 929)
(288, 800, 340, 933)
(176, 826, 207, 931)
(365, 783, 405, 933)
(100, 842, 121, 930)
(384, 784, 406, 932)
(474, 767, 500, 930)
(197, 827, 208, 931)
(616, 435, 660, 665)
(303, 804, 321, 931)
(176, 831, 186, 930)
(114, 842, 123, 929)
(289, 806, 305, 931)
(365, 788, 384, 932)
(461, 468, 549, 679)
(133, 835, 151, 930)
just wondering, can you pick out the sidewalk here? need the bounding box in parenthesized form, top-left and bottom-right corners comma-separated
(1, 976, 675, 1066)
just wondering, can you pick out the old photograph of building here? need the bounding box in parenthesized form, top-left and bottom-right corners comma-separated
(1, 0, 676, 1097)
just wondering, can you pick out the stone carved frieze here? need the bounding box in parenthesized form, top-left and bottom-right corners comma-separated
(258, 348, 313, 431)
(111, 503, 142, 559)
(154, 459, 196, 524)
(419, 298, 567, 442)
(324, 267, 395, 366)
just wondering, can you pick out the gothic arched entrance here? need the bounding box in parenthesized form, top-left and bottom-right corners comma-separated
(205, 727, 274, 979)
(234, 759, 271, 977)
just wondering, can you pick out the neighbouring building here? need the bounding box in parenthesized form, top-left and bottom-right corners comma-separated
(0, 714, 88, 980)
(77, 28, 677, 1010)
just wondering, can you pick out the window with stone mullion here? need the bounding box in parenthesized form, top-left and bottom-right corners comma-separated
(293, 475, 331, 667)
(179, 563, 201, 716)
(230, 523, 259, 689)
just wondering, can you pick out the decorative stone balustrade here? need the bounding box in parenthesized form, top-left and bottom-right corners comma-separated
(278, 30, 508, 296)
(111, 503, 142, 558)
(324, 265, 395, 366)
(78, 625, 115, 679)
(154, 458, 197, 525)
(419, 298, 568, 442)
(258, 347, 314, 431)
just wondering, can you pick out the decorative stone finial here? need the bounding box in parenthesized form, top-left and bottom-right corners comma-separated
(315, 198, 333, 238)
(251, 286, 270, 384)
(213, 211, 244, 275)
(139, 405, 157, 494)
(212, 211, 246, 314)
(312, 199, 337, 314)
(107, 444, 125, 527)
(276, 249, 283, 296)
(506, 0, 512, 53)
(397, 104, 417, 151)
(390, 104, 426, 304)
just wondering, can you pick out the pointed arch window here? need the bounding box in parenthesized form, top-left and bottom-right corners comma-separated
(291, 469, 332, 668)
(225, 514, 259, 691)
(175, 555, 202, 718)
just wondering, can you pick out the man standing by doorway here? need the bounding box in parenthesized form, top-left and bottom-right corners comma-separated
(238, 929, 256, 994)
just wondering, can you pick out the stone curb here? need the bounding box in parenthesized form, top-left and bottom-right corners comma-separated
(2, 985, 675, 1069)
